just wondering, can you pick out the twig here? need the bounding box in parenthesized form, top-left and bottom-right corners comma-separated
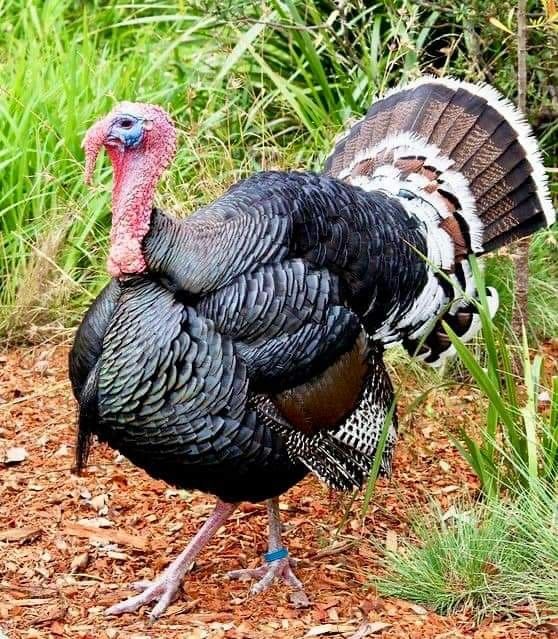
(0, 380, 71, 411)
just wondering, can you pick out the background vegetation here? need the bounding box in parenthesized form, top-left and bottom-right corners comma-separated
(0, 0, 556, 339)
(377, 270, 558, 618)
(0, 0, 556, 622)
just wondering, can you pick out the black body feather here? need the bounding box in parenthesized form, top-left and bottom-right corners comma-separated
(71, 78, 553, 501)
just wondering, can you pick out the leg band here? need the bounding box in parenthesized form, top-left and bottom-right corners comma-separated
(264, 547, 289, 563)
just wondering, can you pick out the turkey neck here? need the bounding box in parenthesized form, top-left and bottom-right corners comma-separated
(142, 209, 221, 293)
(109, 151, 161, 278)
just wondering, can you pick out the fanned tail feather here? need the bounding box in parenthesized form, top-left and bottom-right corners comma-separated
(325, 76, 555, 365)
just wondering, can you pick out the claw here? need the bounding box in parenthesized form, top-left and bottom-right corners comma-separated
(227, 556, 309, 603)
(105, 576, 181, 618)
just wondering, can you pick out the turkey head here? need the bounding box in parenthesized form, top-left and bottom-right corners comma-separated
(83, 103, 177, 278)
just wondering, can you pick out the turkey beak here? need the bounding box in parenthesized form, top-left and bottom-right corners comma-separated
(82, 116, 111, 186)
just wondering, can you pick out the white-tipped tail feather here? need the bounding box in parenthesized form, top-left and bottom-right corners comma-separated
(325, 76, 555, 365)
(392, 76, 555, 227)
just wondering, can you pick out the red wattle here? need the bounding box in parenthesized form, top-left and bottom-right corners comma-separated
(83, 102, 178, 278)
(108, 153, 155, 277)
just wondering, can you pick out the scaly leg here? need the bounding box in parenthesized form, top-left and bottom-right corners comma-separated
(105, 500, 237, 619)
(227, 497, 309, 604)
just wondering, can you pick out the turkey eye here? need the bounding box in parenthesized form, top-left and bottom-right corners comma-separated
(119, 118, 135, 129)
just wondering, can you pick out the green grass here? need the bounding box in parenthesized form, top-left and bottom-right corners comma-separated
(485, 228, 558, 341)
(377, 259, 558, 620)
(376, 487, 558, 619)
(1, 0, 556, 339)
(441, 258, 558, 496)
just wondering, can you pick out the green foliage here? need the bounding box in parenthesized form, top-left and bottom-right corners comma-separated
(377, 256, 557, 619)
(485, 229, 558, 341)
(376, 486, 558, 618)
(0, 0, 556, 339)
(444, 257, 558, 497)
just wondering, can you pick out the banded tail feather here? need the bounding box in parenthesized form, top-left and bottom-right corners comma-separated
(325, 76, 555, 366)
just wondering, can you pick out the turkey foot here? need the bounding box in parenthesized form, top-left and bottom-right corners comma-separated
(228, 498, 310, 605)
(105, 570, 183, 618)
(105, 500, 236, 619)
(227, 555, 308, 600)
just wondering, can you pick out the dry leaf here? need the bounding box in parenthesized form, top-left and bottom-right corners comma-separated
(62, 521, 148, 550)
(305, 624, 355, 637)
(34, 359, 49, 375)
(77, 517, 113, 528)
(441, 485, 459, 494)
(290, 590, 311, 608)
(49, 620, 65, 635)
(70, 552, 90, 573)
(409, 604, 428, 615)
(54, 444, 69, 457)
(0, 527, 41, 542)
(89, 494, 109, 514)
(349, 622, 391, 639)
(6, 598, 52, 607)
(5, 446, 27, 464)
(385, 530, 398, 553)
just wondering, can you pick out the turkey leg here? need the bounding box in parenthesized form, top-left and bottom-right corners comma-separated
(105, 500, 237, 618)
(227, 497, 309, 605)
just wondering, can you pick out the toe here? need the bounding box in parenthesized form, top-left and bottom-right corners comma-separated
(250, 567, 276, 594)
(131, 580, 153, 592)
(282, 566, 304, 591)
(149, 589, 175, 619)
(105, 591, 149, 616)
(105, 580, 174, 617)
(227, 566, 267, 581)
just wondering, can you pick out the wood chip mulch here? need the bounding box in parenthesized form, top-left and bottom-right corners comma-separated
(0, 345, 555, 639)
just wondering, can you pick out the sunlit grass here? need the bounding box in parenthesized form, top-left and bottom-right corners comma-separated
(0, 0, 556, 340)
(378, 264, 558, 620)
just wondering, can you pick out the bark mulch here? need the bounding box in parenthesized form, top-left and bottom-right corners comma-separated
(0, 345, 555, 639)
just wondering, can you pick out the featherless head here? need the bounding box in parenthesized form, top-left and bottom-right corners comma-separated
(82, 102, 178, 278)
(82, 102, 177, 185)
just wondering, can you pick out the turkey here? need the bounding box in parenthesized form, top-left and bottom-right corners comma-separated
(72, 77, 555, 618)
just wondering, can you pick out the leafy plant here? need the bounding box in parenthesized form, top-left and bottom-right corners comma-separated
(0, 0, 555, 341)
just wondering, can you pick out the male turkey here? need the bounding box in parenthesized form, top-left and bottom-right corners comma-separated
(72, 77, 555, 618)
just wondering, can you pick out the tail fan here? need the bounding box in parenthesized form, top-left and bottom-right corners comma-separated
(325, 76, 555, 365)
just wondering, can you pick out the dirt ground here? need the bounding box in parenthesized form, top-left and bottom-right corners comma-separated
(0, 344, 556, 639)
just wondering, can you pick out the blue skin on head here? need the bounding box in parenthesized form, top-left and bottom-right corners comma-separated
(108, 114, 145, 149)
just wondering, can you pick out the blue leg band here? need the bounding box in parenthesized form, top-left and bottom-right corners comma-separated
(264, 547, 289, 563)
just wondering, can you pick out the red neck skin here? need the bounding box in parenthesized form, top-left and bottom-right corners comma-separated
(106, 147, 161, 278)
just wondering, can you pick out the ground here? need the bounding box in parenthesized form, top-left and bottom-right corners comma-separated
(0, 345, 555, 639)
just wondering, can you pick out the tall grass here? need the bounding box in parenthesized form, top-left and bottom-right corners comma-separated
(443, 258, 558, 496)
(377, 258, 557, 620)
(0, 0, 556, 339)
